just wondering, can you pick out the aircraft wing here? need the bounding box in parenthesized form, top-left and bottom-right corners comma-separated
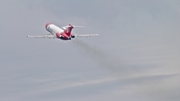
(27, 34, 56, 38)
(74, 34, 99, 37)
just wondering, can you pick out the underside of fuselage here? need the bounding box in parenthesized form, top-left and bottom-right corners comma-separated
(59, 37, 71, 40)
(58, 35, 75, 40)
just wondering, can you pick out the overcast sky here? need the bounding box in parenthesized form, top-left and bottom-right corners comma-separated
(0, 0, 180, 101)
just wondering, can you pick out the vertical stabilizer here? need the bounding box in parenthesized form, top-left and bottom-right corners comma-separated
(65, 24, 74, 36)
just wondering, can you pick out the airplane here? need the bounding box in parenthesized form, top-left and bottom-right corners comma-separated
(27, 23, 99, 40)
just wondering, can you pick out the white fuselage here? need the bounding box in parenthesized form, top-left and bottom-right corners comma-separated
(46, 24, 64, 35)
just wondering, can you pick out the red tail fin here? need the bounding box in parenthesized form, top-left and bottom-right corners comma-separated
(69, 24, 74, 28)
(65, 24, 74, 36)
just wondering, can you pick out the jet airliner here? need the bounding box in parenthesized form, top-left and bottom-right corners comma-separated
(27, 23, 98, 40)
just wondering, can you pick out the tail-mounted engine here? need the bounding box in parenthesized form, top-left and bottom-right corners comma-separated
(71, 35, 75, 38)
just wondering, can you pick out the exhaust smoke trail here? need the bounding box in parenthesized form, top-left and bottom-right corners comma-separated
(71, 39, 153, 78)
(71, 39, 130, 76)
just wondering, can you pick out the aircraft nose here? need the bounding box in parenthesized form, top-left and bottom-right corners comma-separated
(45, 23, 51, 28)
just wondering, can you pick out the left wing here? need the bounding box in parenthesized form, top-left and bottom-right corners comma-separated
(27, 34, 56, 38)
(74, 34, 99, 37)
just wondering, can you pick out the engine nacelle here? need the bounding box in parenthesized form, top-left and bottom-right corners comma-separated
(71, 35, 75, 38)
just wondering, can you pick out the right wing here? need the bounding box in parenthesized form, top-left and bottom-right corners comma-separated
(27, 34, 56, 38)
(74, 34, 99, 37)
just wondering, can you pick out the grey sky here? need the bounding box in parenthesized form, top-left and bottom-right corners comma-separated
(0, 0, 180, 101)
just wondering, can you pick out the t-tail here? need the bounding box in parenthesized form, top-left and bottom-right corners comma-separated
(65, 24, 84, 36)
(64, 24, 74, 36)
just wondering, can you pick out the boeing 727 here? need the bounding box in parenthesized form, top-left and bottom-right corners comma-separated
(27, 23, 98, 40)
